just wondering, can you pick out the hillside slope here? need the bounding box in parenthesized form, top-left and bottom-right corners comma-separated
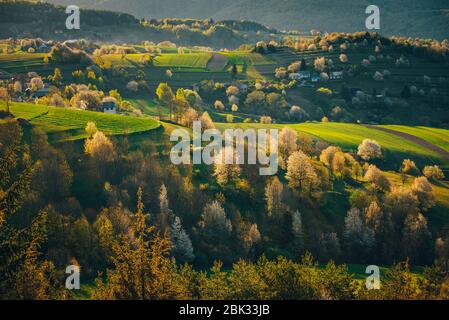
(0, 102, 160, 141)
(46, 0, 449, 39)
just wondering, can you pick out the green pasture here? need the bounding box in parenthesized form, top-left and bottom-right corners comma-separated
(1, 101, 160, 141)
(216, 122, 449, 166)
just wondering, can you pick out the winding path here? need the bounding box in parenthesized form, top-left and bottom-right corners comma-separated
(363, 125, 449, 161)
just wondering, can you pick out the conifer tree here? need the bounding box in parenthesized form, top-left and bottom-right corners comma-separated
(170, 216, 194, 263)
(93, 188, 189, 300)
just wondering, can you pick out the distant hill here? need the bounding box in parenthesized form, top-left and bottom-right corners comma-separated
(46, 0, 449, 40)
(0, 1, 274, 48)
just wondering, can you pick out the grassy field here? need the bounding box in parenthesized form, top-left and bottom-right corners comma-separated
(223, 51, 275, 66)
(216, 122, 449, 167)
(0, 52, 49, 73)
(1, 102, 160, 141)
(381, 125, 449, 154)
(101, 53, 213, 70)
(128, 97, 169, 117)
(153, 53, 212, 68)
(100, 53, 233, 89)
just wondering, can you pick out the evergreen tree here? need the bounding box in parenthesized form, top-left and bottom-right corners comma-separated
(170, 216, 194, 263)
(0, 121, 37, 298)
(93, 188, 189, 300)
(15, 208, 62, 300)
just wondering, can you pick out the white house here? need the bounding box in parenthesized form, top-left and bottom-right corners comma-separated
(289, 73, 300, 80)
(237, 83, 249, 93)
(330, 71, 344, 80)
(102, 101, 117, 114)
(289, 71, 311, 80)
(30, 87, 50, 99)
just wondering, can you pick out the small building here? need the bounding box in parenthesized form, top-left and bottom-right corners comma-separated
(290, 71, 312, 81)
(237, 83, 248, 93)
(330, 71, 344, 80)
(31, 87, 50, 99)
(311, 73, 320, 83)
(102, 101, 117, 114)
(289, 73, 300, 80)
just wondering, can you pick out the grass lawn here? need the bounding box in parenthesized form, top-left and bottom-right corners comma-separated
(1, 101, 160, 142)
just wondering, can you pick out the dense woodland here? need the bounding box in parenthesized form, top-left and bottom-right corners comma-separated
(1, 116, 449, 299)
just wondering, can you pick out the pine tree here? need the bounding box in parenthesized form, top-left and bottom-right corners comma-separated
(170, 216, 194, 263)
(15, 208, 62, 300)
(93, 188, 189, 300)
(0, 121, 38, 298)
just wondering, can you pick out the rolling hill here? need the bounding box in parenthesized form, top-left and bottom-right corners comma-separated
(46, 0, 449, 39)
(0, 101, 160, 141)
(4, 101, 449, 170)
(216, 122, 449, 169)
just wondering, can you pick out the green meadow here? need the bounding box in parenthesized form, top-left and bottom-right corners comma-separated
(0, 101, 160, 141)
(381, 125, 449, 154)
(216, 122, 449, 167)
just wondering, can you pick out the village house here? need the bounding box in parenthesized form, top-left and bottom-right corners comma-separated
(237, 83, 248, 93)
(30, 87, 50, 99)
(102, 100, 117, 114)
(289, 71, 311, 81)
(330, 71, 344, 80)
